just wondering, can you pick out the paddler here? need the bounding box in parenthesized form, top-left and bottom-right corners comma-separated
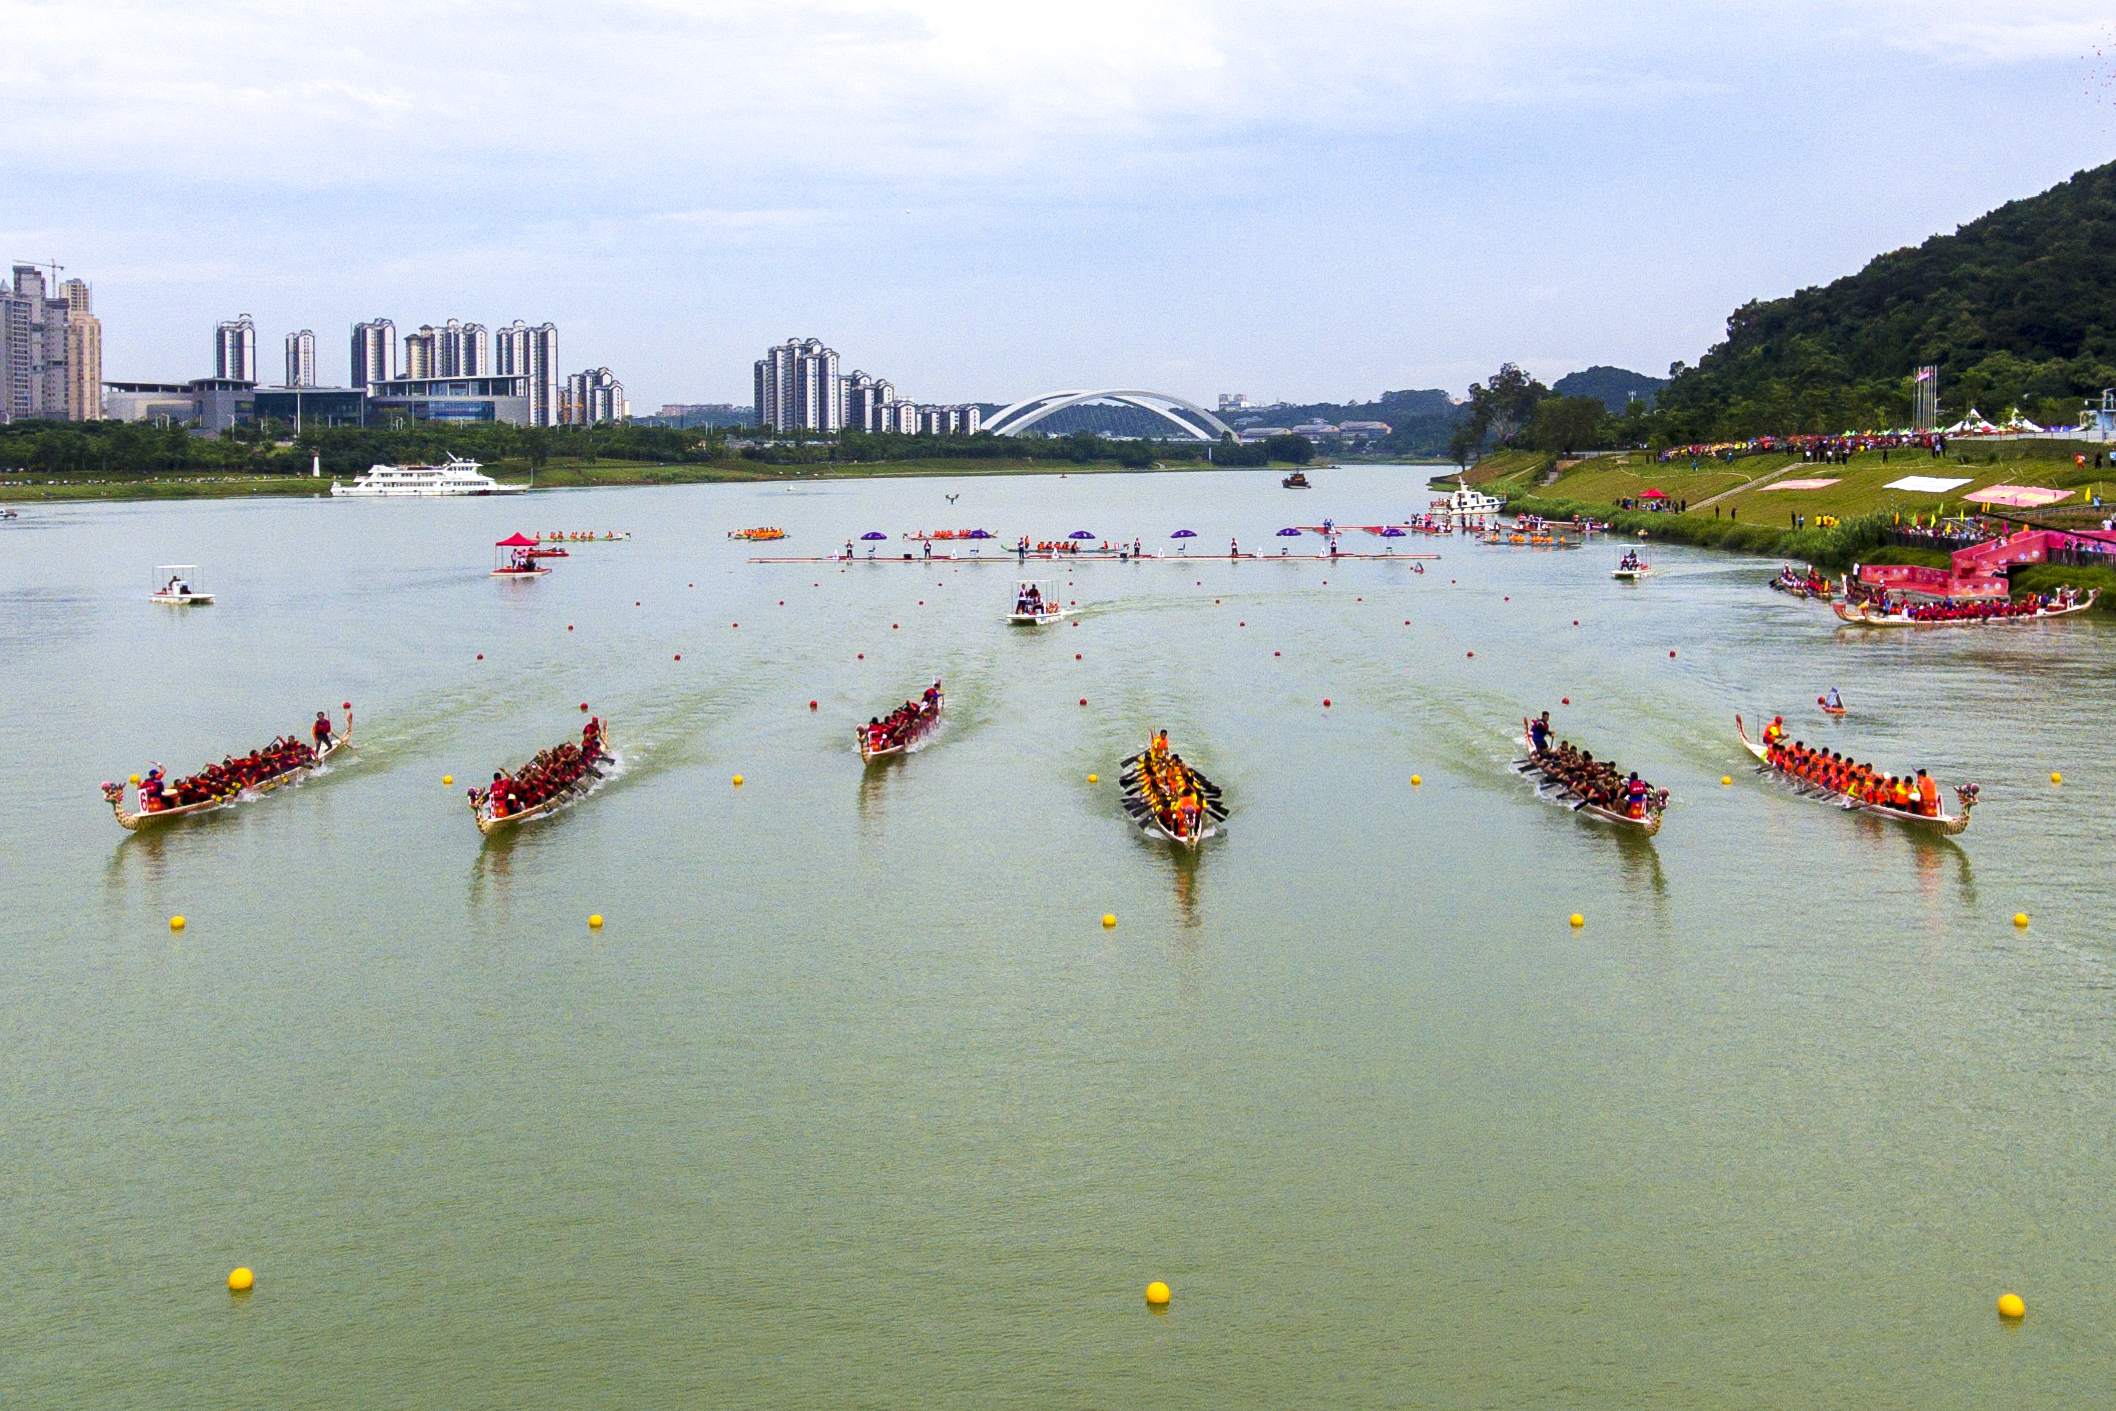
(1762, 715, 1786, 747)
(1916, 769, 1939, 817)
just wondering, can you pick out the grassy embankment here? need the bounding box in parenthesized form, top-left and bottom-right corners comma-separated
(1437, 443, 2116, 610)
(0, 454, 1307, 503)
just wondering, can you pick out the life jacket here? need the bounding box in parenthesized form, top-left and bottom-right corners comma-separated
(1917, 776, 1939, 814)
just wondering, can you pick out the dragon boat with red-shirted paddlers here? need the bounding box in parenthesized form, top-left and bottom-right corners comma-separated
(468, 714, 612, 834)
(1736, 713, 1977, 834)
(858, 682, 944, 761)
(102, 704, 353, 830)
(1832, 585, 2097, 627)
(1516, 713, 1665, 835)
(1119, 730, 1225, 846)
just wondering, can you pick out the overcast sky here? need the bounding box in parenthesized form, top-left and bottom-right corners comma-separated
(4, 1, 2110, 408)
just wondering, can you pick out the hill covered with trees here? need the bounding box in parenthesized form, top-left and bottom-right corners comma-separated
(1656, 160, 2116, 439)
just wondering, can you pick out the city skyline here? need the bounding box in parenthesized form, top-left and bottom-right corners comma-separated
(3, 3, 2110, 412)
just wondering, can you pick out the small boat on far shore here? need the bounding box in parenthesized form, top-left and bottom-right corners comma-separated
(149, 564, 214, 605)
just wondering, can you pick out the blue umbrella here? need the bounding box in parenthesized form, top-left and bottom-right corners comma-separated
(1170, 529, 1196, 538)
(861, 531, 886, 540)
(1068, 530, 1095, 539)
(1276, 527, 1302, 537)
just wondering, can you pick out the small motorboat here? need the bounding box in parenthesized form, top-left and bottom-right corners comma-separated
(1282, 471, 1311, 488)
(149, 565, 214, 605)
(1007, 578, 1069, 625)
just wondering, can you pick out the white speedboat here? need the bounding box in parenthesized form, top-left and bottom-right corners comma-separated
(149, 565, 214, 605)
(1428, 480, 1507, 518)
(330, 454, 518, 497)
(1612, 557, 1652, 581)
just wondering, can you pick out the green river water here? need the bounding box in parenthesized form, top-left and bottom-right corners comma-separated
(3, 467, 2113, 1407)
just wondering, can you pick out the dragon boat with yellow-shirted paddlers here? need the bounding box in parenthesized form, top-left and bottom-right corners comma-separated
(1118, 731, 1226, 846)
(102, 704, 353, 830)
(1735, 713, 1978, 834)
(1515, 714, 1665, 834)
(468, 715, 613, 835)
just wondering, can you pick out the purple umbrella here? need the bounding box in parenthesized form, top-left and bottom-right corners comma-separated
(1068, 530, 1095, 539)
(1379, 527, 1406, 537)
(1276, 527, 1302, 537)
(967, 529, 991, 539)
(1170, 530, 1196, 538)
(861, 531, 886, 540)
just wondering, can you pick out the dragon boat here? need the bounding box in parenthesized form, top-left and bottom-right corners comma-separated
(1516, 717, 1665, 835)
(1735, 714, 1977, 834)
(1832, 587, 2098, 627)
(468, 719, 612, 835)
(857, 687, 944, 761)
(102, 705, 353, 830)
(1118, 737, 1226, 846)
(728, 527, 787, 541)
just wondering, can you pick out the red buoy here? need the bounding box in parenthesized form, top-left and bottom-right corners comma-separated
(1323, 698, 1332, 707)
(1670, 649, 1677, 657)
(1562, 697, 1570, 705)
(809, 700, 818, 710)
(1079, 698, 1088, 706)
(674, 654, 681, 660)
(476, 653, 483, 659)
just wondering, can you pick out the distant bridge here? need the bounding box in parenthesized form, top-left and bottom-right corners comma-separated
(984, 389, 1234, 441)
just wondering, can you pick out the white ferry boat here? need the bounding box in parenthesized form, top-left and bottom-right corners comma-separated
(330, 455, 518, 497)
(1428, 479, 1507, 518)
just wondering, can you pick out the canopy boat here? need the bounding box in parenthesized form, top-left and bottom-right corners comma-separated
(468, 718, 612, 834)
(1282, 471, 1311, 488)
(492, 533, 549, 577)
(1612, 553, 1652, 580)
(1735, 713, 1977, 835)
(1119, 736, 1225, 847)
(1516, 717, 1665, 834)
(856, 684, 945, 761)
(1007, 579, 1069, 625)
(1833, 586, 2098, 627)
(729, 527, 787, 541)
(149, 565, 214, 605)
(102, 704, 352, 830)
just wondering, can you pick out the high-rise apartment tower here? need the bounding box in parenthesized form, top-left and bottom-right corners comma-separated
(753, 337, 842, 432)
(351, 318, 395, 390)
(215, 315, 257, 383)
(284, 329, 317, 388)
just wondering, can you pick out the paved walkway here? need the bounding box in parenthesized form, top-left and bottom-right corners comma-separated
(1689, 458, 1806, 511)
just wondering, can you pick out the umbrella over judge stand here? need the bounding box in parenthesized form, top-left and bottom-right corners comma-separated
(1170, 529, 1196, 554)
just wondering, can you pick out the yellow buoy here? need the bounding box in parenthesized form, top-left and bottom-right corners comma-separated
(1088, 773, 1099, 783)
(589, 914, 603, 929)
(732, 775, 744, 786)
(442, 775, 453, 785)
(1569, 913, 1584, 928)
(1722, 776, 1732, 785)
(227, 1267, 254, 1292)
(1410, 775, 1422, 786)
(169, 915, 185, 931)
(129, 774, 141, 785)
(1102, 914, 1117, 928)
(2014, 913, 2029, 928)
(2050, 772, 2062, 784)
(1998, 1292, 2025, 1319)
(1145, 1280, 1171, 1305)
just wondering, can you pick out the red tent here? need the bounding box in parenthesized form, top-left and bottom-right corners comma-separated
(1640, 489, 1667, 499)
(496, 532, 539, 547)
